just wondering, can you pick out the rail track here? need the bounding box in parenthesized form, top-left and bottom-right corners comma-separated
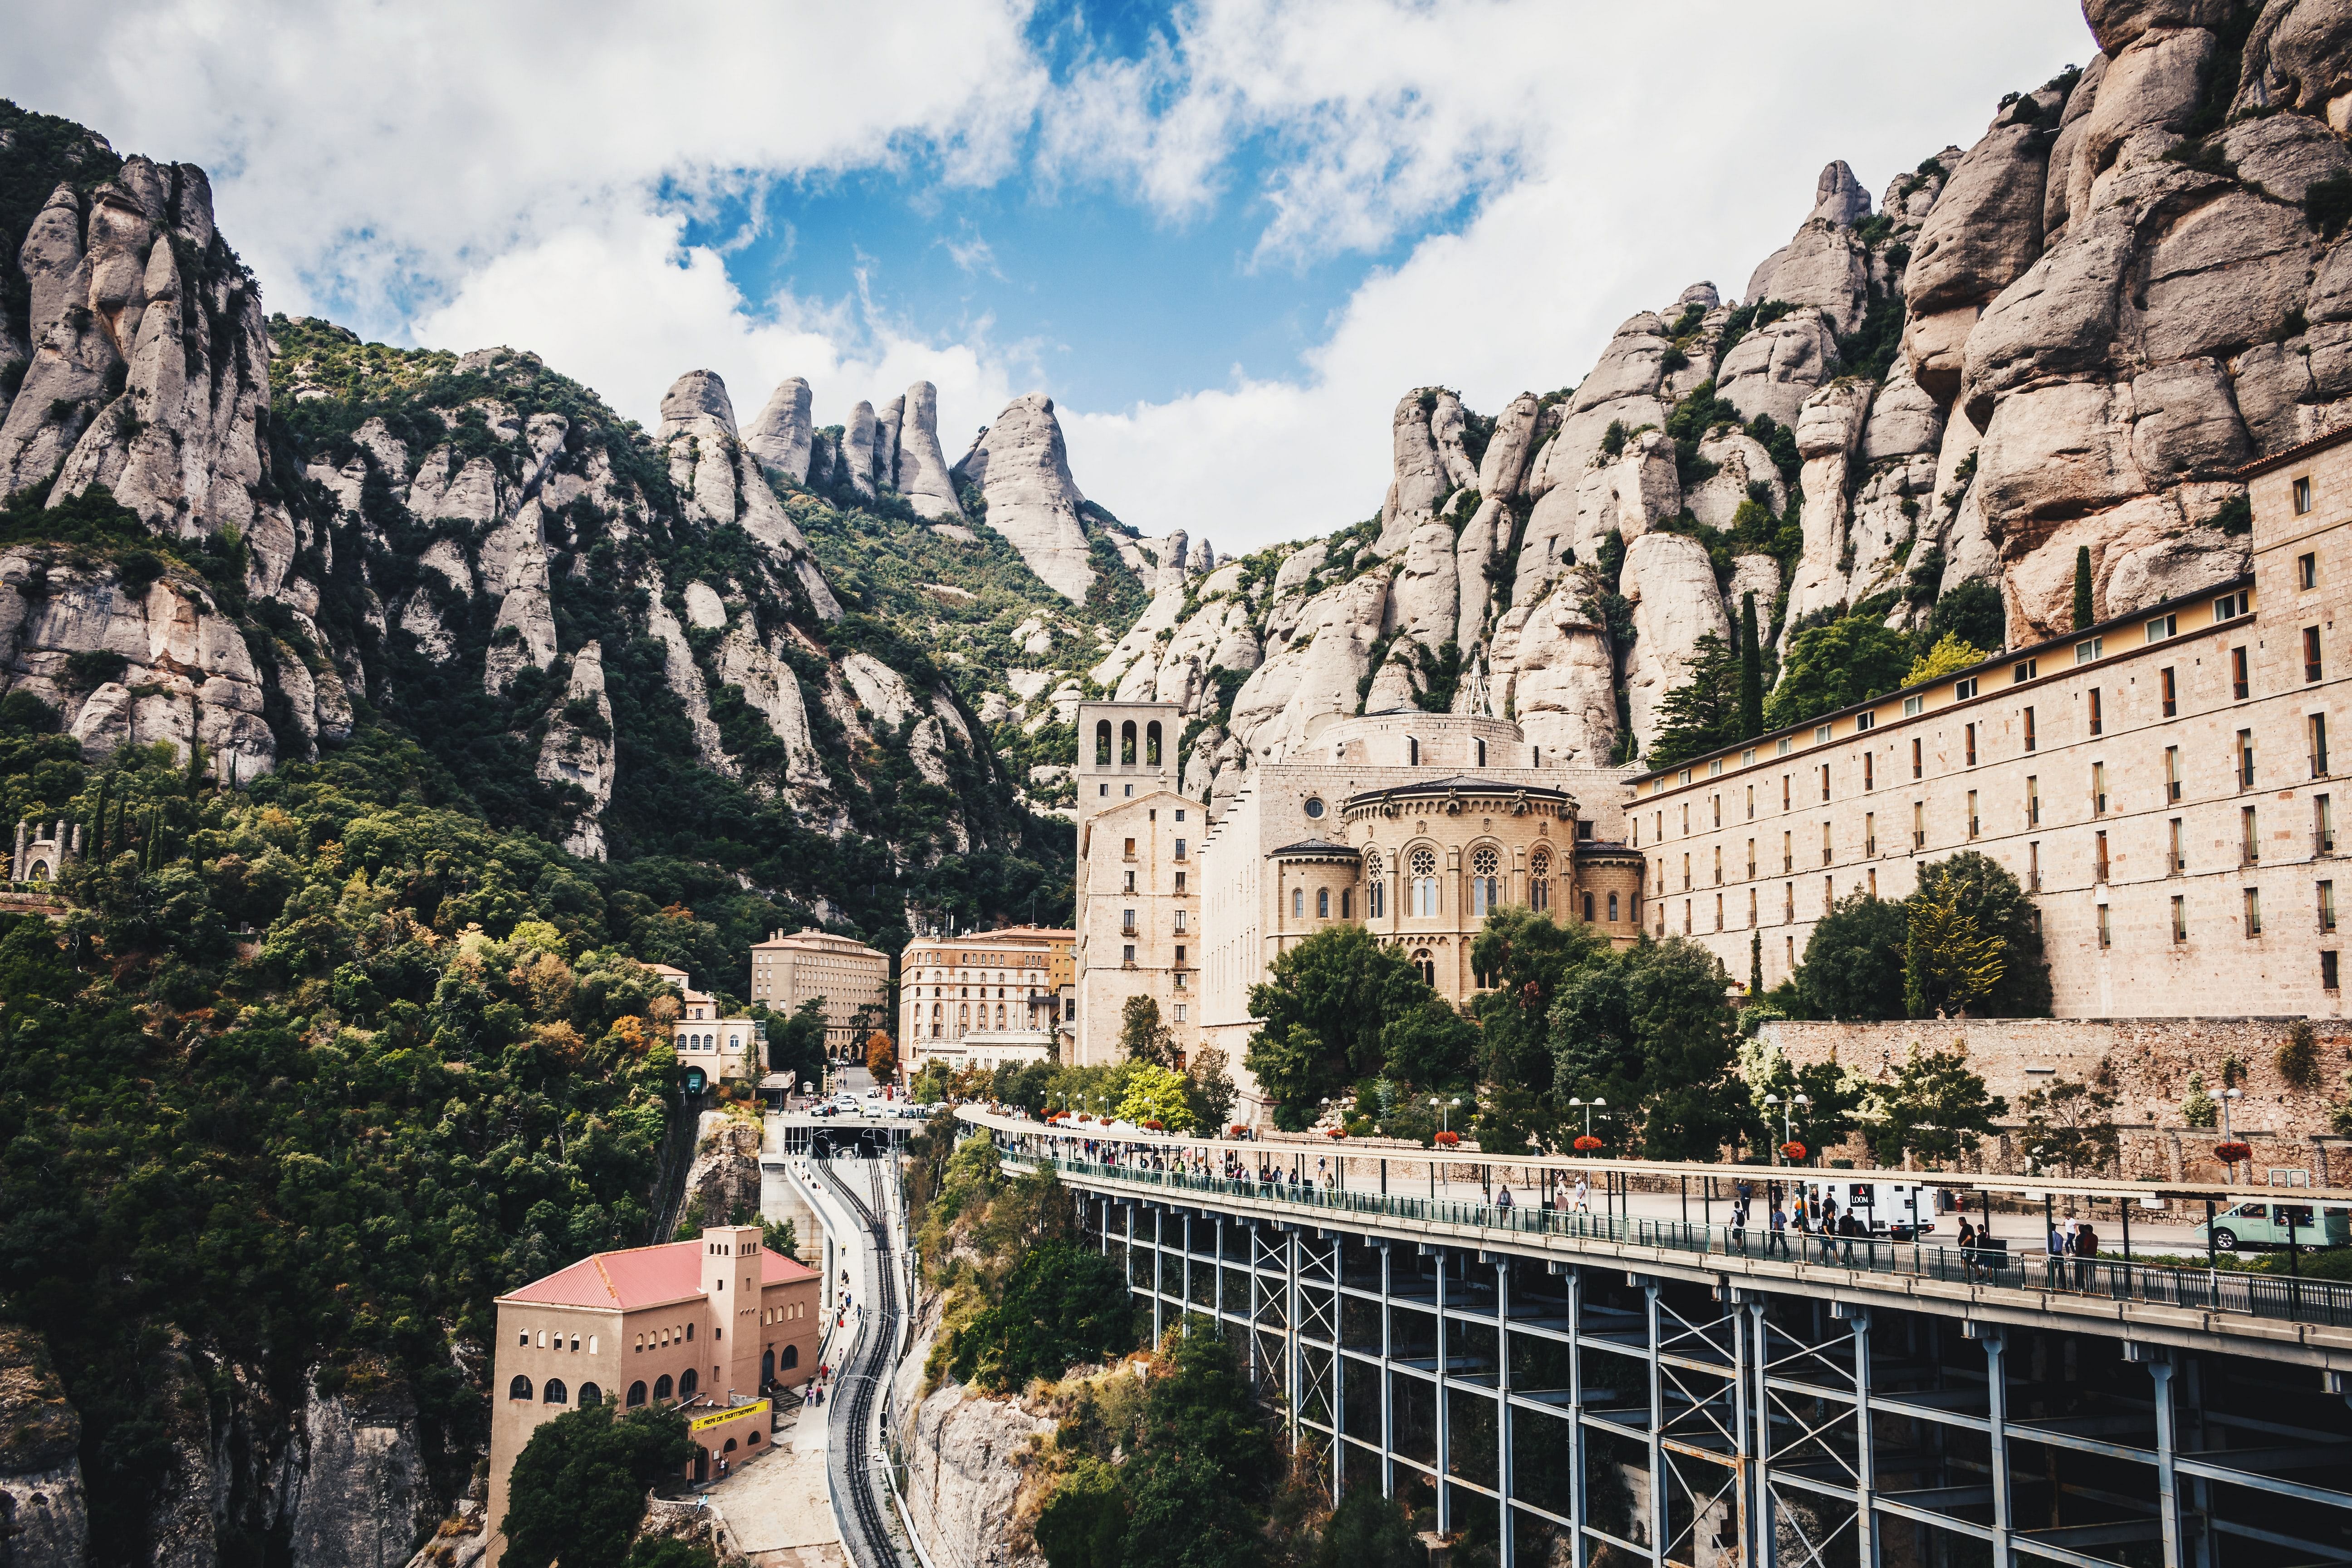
(817, 1153, 903, 1568)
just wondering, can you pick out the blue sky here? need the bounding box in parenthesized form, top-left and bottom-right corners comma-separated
(6, 0, 2095, 547)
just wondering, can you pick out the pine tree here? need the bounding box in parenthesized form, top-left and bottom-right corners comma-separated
(2073, 546, 2094, 630)
(1738, 591, 1764, 739)
(1646, 633, 1743, 767)
(88, 774, 109, 861)
(1749, 931, 1763, 996)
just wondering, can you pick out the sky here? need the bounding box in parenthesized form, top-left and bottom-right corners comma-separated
(5, 0, 2094, 553)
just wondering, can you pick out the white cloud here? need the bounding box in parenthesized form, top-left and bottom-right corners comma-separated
(3, 0, 2098, 558)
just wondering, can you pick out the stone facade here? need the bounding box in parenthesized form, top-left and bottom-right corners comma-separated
(746, 928, 889, 1049)
(8, 818, 76, 883)
(1074, 703, 1205, 1068)
(1634, 426, 2352, 1019)
(1197, 711, 1639, 1037)
(1758, 1016, 2348, 1186)
(902, 925, 1074, 1073)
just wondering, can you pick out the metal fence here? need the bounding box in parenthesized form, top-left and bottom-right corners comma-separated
(1015, 1148, 2352, 1331)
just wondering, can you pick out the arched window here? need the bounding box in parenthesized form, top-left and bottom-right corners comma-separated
(1095, 720, 1112, 766)
(1146, 721, 1162, 765)
(508, 1376, 533, 1401)
(1292, 887, 1303, 918)
(1316, 887, 1329, 918)
(1413, 948, 1436, 987)
(578, 1383, 602, 1407)
(655, 1375, 674, 1400)
(761, 1349, 775, 1386)
(958, 1003, 970, 1031)
(1365, 853, 1386, 920)
(627, 1381, 648, 1407)
(680, 1368, 700, 1397)
(1608, 892, 1619, 922)
(1410, 849, 1439, 917)
(543, 1379, 568, 1405)
(1476, 738, 1486, 768)
(1582, 891, 1596, 921)
(1121, 721, 1137, 765)
(723, 1438, 739, 1453)
(1529, 851, 1551, 912)
(1470, 847, 1501, 916)
(1407, 736, 1420, 766)
(995, 1003, 1006, 1028)
(782, 1344, 799, 1369)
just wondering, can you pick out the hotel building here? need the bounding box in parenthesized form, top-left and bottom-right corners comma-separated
(900, 924, 1075, 1073)
(745, 930, 890, 1050)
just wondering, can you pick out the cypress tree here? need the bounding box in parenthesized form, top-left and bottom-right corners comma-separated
(1738, 591, 1764, 739)
(1750, 932, 1764, 996)
(2072, 546, 2094, 630)
(89, 774, 109, 861)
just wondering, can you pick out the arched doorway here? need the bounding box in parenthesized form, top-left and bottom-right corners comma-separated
(761, 1349, 775, 1387)
(694, 1446, 709, 1483)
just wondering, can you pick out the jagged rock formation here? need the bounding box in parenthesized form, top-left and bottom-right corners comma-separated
(683, 1113, 763, 1223)
(1100, 0, 2352, 792)
(744, 375, 813, 482)
(536, 642, 614, 860)
(955, 393, 1096, 600)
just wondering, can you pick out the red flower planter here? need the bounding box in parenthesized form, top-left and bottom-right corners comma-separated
(1573, 1135, 1603, 1152)
(1434, 1131, 1461, 1147)
(1143, 1120, 1165, 1132)
(1781, 1141, 1808, 1162)
(2214, 1140, 2253, 1164)
(1228, 1125, 1251, 1139)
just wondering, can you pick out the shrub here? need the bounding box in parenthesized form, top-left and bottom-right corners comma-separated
(948, 1240, 1134, 1392)
(2278, 1021, 2322, 1089)
(500, 1404, 694, 1568)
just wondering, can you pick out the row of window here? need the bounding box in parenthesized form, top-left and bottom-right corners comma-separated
(519, 1328, 600, 1353)
(506, 1368, 734, 1406)
(1094, 719, 1166, 767)
(1662, 792, 2340, 893)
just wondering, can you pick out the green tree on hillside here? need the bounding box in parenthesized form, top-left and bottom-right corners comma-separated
(1905, 852, 2050, 1018)
(1119, 995, 1178, 1067)
(1792, 894, 1910, 1020)
(500, 1404, 695, 1568)
(948, 1241, 1135, 1393)
(1763, 615, 1914, 733)
(1245, 926, 1443, 1128)
(1863, 1042, 2007, 1166)
(767, 996, 828, 1090)
(1646, 633, 1742, 767)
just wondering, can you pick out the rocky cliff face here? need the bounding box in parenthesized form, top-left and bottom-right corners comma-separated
(1093, 0, 2352, 797)
(952, 393, 1096, 601)
(0, 1326, 86, 1568)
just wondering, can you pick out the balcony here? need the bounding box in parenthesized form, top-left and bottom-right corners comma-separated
(2316, 753, 2332, 780)
(1121, 922, 1139, 937)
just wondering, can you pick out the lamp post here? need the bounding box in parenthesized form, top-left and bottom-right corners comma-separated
(1764, 1092, 1812, 1164)
(1567, 1096, 1607, 1141)
(1429, 1096, 1461, 1136)
(2221, 1087, 2245, 1182)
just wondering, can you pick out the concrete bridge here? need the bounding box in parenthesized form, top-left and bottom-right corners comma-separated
(957, 1110, 2352, 1568)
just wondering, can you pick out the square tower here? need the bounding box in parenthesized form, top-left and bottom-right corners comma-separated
(1074, 701, 1201, 1068)
(1077, 701, 1187, 833)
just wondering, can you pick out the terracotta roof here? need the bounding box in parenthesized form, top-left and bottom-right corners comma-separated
(1346, 775, 1573, 805)
(500, 1240, 816, 1311)
(2235, 421, 2352, 479)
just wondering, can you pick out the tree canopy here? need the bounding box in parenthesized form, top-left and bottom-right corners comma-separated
(1763, 614, 1915, 732)
(500, 1404, 696, 1568)
(1244, 926, 1446, 1128)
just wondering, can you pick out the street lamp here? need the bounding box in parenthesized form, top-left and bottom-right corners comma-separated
(1567, 1096, 1607, 1141)
(1764, 1092, 1812, 1163)
(2220, 1087, 2246, 1182)
(1429, 1097, 1461, 1135)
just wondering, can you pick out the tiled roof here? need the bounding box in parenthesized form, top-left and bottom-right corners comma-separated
(2236, 421, 2352, 479)
(1268, 838, 1361, 858)
(500, 1240, 817, 1310)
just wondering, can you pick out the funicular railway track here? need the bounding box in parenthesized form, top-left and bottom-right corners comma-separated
(816, 1154, 903, 1568)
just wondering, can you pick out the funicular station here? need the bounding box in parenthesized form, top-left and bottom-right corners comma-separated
(959, 1109, 2352, 1568)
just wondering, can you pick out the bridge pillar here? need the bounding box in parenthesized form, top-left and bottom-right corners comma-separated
(1151, 1206, 1164, 1343)
(1729, 1289, 1754, 1568)
(1285, 1226, 1303, 1457)
(1328, 1234, 1343, 1507)
(1565, 1264, 1587, 1568)
(1645, 1282, 1665, 1568)
(1747, 1298, 1769, 1568)
(1841, 1304, 1879, 1568)
(2139, 1348, 2183, 1568)
(1496, 1258, 1514, 1568)
(1970, 1323, 2011, 1568)
(1379, 1240, 1396, 1500)
(1214, 1216, 1225, 1328)
(1436, 1245, 1453, 1536)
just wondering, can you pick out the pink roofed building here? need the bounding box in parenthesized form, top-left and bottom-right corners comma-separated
(484, 1225, 820, 1561)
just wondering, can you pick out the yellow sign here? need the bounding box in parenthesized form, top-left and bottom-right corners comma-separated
(689, 1400, 769, 1433)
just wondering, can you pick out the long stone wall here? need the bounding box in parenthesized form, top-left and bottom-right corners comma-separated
(1756, 1017, 2350, 1184)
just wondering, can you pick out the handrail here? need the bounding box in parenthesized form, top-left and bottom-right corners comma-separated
(955, 1107, 2352, 1205)
(1003, 1147, 2352, 1333)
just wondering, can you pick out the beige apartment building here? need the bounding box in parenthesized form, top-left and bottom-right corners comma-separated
(1189, 710, 1641, 1094)
(485, 1226, 819, 1562)
(1074, 703, 1206, 1068)
(1632, 426, 2352, 1018)
(644, 962, 759, 1082)
(901, 924, 1074, 1073)
(745, 929, 889, 1049)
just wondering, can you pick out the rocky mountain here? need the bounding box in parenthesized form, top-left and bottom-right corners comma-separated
(1086, 0, 2352, 807)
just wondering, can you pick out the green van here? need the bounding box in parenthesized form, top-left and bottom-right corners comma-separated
(2193, 1200, 2351, 1251)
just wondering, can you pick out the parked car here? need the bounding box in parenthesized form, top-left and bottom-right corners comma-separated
(2195, 1200, 2352, 1251)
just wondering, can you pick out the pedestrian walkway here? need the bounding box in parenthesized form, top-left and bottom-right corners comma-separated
(700, 1396, 844, 1568)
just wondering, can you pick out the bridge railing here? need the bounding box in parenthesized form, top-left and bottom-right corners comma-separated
(1022, 1151, 2352, 1331)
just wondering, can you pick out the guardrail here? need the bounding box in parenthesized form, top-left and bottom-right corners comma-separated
(1019, 1151, 2352, 1332)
